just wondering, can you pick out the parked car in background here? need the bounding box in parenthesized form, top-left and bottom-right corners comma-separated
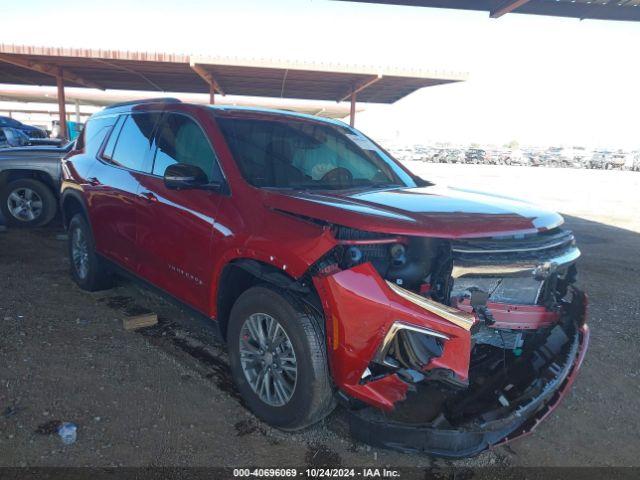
(544, 147, 582, 168)
(0, 140, 75, 226)
(24, 137, 65, 147)
(605, 151, 634, 170)
(429, 148, 446, 163)
(0, 115, 49, 140)
(572, 147, 592, 168)
(60, 99, 588, 457)
(483, 149, 503, 165)
(443, 148, 465, 163)
(465, 148, 485, 164)
(502, 149, 529, 166)
(0, 127, 30, 148)
(587, 150, 610, 169)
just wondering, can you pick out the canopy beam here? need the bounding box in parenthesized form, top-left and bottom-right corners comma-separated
(0, 53, 103, 90)
(490, 0, 532, 18)
(339, 74, 381, 102)
(190, 62, 226, 102)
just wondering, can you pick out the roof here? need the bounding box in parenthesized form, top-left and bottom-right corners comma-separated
(95, 100, 357, 128)
(0, 45, 466, 104)
(338, 0, 640, 22)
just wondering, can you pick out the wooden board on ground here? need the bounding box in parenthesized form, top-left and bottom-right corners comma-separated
(123, 313, 158, 331)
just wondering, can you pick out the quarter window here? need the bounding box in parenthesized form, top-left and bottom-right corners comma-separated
(101, 115, 125, 159)
(108, 113, 160, 172)
(78, 115, 119, 156)
(152, 113, 222, 182)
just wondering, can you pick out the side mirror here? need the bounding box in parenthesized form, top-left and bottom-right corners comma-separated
(164, 163, 208, 189)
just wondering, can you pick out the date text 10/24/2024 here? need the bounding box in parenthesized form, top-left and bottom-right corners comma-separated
(233, 468, 401, 478)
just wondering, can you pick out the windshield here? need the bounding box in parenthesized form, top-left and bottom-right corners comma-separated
(216, 115, 415, 190)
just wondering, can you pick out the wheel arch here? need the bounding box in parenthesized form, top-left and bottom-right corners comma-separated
(60, 189, 90, 229)
(0, 169, 57, 195)
(215, 258, 322, 340)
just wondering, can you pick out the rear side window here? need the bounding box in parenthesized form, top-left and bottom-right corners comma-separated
(108, 113, 160, 172)
(80, 115, 118, 157)
(152, 113, 222, 182)
(101, 115, 125, 160)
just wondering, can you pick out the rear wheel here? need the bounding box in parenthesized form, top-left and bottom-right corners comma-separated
(228, 285, 335, 430)
(1, 179, 57, 227)
(68, 213, 112, 291)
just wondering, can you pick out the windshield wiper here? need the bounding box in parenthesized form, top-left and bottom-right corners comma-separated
(354, 182, 403, 190)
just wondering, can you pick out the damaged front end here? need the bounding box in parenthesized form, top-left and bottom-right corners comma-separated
(312, 225, 588, 457)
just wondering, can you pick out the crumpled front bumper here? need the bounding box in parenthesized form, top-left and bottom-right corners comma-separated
(347, 323, 589, 458)
(313, 262, 589, 458)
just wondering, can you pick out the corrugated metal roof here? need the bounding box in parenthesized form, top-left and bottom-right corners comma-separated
(339, 0, 640, 21)
(0, 45, 466, 104)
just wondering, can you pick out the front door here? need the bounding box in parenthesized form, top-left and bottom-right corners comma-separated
(136, 112, 224, 314)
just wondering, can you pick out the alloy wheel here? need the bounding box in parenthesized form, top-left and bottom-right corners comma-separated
(71, 226, 89, 280)
(7, 187, 43, 222)
(239, 312, 297, 407)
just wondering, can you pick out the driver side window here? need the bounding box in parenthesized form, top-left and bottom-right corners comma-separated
(152, 113, 222, 182)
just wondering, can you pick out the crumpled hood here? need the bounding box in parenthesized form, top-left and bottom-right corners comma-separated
(264, 185, 564, 239)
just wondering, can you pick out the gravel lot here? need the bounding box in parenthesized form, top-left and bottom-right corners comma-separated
(1, 164, 639, 468)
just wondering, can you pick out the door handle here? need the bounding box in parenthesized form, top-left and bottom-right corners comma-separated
(139, 191, 158, 202)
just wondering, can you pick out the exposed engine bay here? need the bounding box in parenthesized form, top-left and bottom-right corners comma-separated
(310, 223, 587, 456)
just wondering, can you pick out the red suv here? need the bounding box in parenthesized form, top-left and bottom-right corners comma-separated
(61, 99, 588, 457)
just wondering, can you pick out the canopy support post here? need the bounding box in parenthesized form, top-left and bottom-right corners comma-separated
(56, 68, 68, 141)
(209, 83, 215, 105)
(349, 90, 356, 128)
(74, 99, 81, 124)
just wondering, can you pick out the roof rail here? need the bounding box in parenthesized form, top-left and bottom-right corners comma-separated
(104, 97, 182, 110)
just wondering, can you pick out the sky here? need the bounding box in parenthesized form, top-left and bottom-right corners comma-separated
(1, 0, 639, 149)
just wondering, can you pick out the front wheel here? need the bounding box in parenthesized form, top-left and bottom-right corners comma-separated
(228, 286, 335, 430)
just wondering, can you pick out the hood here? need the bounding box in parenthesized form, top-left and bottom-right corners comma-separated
(17, 124, 46, 133)
(264, 185, 563, 239)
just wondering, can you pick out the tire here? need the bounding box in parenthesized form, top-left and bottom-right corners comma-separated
(67, 213, 112, 291)
(0, 179, 57, 227)
(228, 285, 335, 430)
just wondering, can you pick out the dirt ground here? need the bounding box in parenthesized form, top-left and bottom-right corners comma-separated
(1, 165, 639, 468)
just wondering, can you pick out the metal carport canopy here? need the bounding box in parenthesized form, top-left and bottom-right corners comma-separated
(0, 44, 466, 137)
(338, 0, 640, 21)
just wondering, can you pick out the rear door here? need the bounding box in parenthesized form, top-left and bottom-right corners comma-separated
(136, 112, 224, 313)
(87, 112, 161, 272)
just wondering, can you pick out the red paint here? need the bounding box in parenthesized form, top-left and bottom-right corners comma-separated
(314, 263, 474, 410)
(454, 298, 561, 330)
(350, 374, 410, 411)
(261, 188, 564, 239)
